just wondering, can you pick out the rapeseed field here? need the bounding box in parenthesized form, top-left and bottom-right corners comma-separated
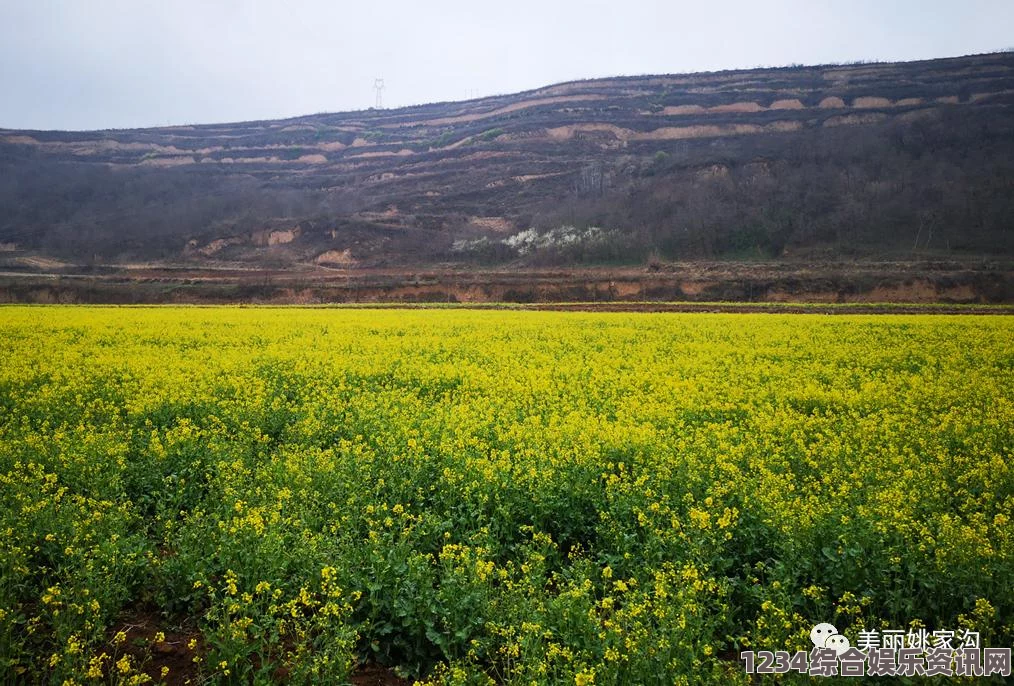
(1, 307, 1011, 684)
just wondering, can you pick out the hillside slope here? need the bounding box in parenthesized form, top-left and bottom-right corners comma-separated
(1, 52, 1013, 275)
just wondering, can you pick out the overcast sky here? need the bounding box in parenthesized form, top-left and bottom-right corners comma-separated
(1, 0, 1011, 131)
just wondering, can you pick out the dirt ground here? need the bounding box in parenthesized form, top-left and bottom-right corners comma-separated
(0, 260, 1011, 308)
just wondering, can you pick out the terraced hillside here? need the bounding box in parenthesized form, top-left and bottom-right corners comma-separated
(1, 52, 1013, 299)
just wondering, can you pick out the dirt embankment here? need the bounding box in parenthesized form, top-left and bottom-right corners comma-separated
(2, 262, 1010, 307)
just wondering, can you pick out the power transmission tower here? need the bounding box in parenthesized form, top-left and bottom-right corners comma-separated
(374, 78, 385, 109)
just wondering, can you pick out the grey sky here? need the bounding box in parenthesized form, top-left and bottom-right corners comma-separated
(1, 0, 1011, 131)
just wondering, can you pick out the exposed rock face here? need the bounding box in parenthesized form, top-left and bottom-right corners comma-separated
(853, 96, 893, 108)
(769, 99, 805, 110)
(315, 249, 357, 266)
(267, 228, 299, 246)
(818, 96, 847, 108)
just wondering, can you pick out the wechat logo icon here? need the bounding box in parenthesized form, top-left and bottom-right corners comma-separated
(810, 622, 850, 655)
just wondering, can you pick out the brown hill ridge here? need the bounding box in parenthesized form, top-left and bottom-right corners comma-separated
(1, 52, 1013, 301)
